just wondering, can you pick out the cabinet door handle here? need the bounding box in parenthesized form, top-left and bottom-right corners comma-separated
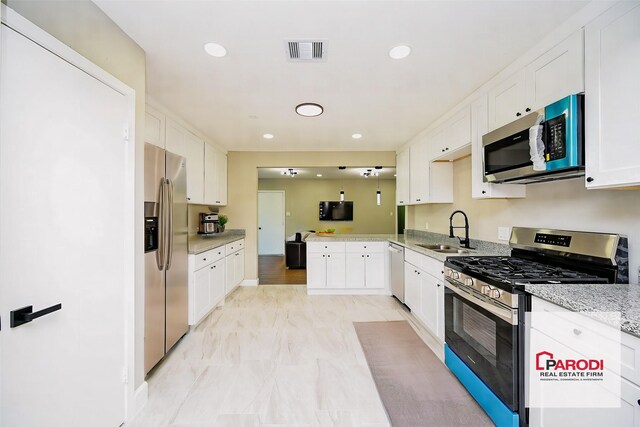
(437, 284, 441, 287)
(525, 107, 531, 112)
(481, 190, 486, 194)
(586, 177, 594, 183)
(573, 328, 582, 336)
(10, 303, 62, 328)
(366, 255, 370, 258)
(516, 112, 522, 117)
(362, 255, 365, 257)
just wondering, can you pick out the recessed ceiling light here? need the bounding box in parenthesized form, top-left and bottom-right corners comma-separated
(389, 45, 411, 59)
(351, 133, 363, 139)
(204, 42, 227, 57)
(295, 103, 323, 117)
(263, 133, 274, 139)
(316, 174, 323, 177)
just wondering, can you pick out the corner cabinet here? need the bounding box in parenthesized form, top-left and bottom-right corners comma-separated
(471, 95, 525, 199)
(488, 29, 584, 132)
(584, 2, 640, 189)
(307, 241, 388, 294)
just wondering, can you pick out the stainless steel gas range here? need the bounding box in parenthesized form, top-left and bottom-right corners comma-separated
(442, 227, 628, 427)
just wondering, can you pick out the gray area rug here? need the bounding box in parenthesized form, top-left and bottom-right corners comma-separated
(354, 320, 493, 426)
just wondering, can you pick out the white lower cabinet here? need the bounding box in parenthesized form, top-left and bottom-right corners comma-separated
(307, 241, 387, 292)
(225, 243, 245, 295)
(403, 257, 444, 342)
(188, 247, 226, 326)
(529, 297, 640, 426)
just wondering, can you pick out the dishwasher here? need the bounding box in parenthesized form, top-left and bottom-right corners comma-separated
(388, 243, 405, 303)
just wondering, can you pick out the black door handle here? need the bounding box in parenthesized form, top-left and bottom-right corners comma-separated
(10, 303, 62, 328)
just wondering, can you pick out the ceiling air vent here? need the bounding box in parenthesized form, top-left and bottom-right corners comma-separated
(286, 40, 327, 62)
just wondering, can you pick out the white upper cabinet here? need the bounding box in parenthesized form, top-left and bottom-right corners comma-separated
(407, 137, 453, 205)
(147, 104, 228, 205)
(409, 140, 430, 204)
(525, 29, 584, 112)
(471, 95, 526, 199)
(204, 143, 228, 205)
(488, 70, 526, 131)
(145, 105, 165, 148)
(166, 118, 205, 204)
(430, 105, 472, 161)
(396, 149, 410, 206)
(585, 2, 640, 189)
(488, 29, 585, 132)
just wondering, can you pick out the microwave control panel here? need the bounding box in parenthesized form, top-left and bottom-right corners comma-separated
(545, 114, 566, 161)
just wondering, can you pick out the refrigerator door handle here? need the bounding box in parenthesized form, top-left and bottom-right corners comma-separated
(156, 178, 165, 271)
(166, 178, 174, 270)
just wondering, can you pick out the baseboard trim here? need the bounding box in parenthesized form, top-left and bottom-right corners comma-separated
(134, 381, 148, 416)
(307, 288, 391, 296)
(241, 278, 259, 286)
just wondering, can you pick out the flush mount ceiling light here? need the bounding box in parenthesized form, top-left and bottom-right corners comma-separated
(389, 45, 411, 59)
(316, 174, 323, 177)
(281, 168, 298, 177)
(351, 133, 363, 140)
(263, 133, 274, 139)
(295, 103, 323, 117)
(204, 42, 227, 57)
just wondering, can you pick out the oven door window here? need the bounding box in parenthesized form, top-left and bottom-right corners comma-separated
(445, 286, 518, 411)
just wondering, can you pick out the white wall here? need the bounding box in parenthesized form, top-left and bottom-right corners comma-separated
(408, 156, 640, 283)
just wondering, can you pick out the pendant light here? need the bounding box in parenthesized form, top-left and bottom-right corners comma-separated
(339, 166, 346, 201)
(375, 166, 382, 206)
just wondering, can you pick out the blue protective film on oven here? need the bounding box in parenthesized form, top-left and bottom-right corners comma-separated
(445, 344, 519, 427)
(544, 94, 580, 171)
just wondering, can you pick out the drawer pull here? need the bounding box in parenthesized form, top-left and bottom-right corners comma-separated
(203, 258, 207, 261)
(637, 399, 640, 406)
(573, 328, 582, 336)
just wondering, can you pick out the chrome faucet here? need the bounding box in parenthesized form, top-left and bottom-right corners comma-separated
(449, 210, 471, 249)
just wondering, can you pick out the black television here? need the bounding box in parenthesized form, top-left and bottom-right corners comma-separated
(319, 201, 353, 221)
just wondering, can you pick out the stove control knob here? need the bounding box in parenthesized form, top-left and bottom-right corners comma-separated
(481, 285, 490, 295)
(490, 289, 501, 299)
(464, 278, 474, 287)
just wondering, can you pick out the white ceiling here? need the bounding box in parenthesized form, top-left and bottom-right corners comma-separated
(258, 166, 396, 180)
(95, 0, 588, 152)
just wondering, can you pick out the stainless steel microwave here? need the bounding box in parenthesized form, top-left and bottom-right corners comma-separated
(483, 94, 584, 184)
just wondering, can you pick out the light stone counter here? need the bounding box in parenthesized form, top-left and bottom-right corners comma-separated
(305, 231, 509, 262)
(188, 230, 245, 255)
(523, 283, 640, 338)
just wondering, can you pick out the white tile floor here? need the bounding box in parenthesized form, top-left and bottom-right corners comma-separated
(127, 285, 443, 427)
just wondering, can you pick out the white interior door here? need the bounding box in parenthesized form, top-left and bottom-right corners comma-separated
(0, 23, 128, 426)
(258, 191, 285, 255)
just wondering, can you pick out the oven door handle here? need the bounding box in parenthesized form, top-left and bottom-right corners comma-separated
(445, 279, 517, 325)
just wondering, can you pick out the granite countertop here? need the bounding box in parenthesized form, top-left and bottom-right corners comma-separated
(305, 232, 509, 262)
(188, 230, 245, 255)
(524, 283, 640, 338)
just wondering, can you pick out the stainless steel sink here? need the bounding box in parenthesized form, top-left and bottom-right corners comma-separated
(416, 243, 472, 254)
(417, 244, 454, 250)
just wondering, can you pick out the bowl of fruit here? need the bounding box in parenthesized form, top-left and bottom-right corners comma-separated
(316, 228, 336, 236)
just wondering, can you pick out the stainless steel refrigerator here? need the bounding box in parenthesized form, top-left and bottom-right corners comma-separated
(144, 143, 189, 374)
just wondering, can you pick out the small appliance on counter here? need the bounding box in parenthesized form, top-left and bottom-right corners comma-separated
(198, 213, 219, 235)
